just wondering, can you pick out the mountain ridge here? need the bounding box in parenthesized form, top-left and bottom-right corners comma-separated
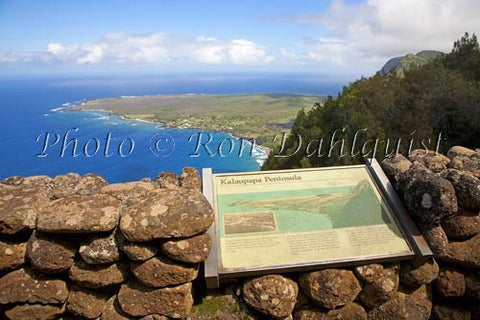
(379, 50, 444, 76)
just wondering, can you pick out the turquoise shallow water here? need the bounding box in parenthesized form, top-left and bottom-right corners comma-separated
(0, 74, 340, 183)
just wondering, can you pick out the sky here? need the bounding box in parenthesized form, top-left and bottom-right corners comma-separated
(0, 0, 479, 80)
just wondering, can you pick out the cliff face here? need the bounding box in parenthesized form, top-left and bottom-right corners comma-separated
(0, 146, 479, 319)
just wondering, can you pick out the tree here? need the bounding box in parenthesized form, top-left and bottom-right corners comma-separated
(263, 32, 480, 171)
(444, 32, 480, 81)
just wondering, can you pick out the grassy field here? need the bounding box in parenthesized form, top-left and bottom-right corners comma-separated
(73, 94, 325, 147)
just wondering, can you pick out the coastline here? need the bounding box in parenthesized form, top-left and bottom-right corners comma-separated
(67, 93, 320, 142)
(61, 92, 322, 164)
(120, 111, 272, 163)
(68, 96, 276, 148)
(62, 103, 271, 165)
(124, 113, 272, 160)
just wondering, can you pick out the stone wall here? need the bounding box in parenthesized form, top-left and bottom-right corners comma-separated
(0, 146, 479, 319)
(0, 167, 213, 319)
(380, 146, 480, 320)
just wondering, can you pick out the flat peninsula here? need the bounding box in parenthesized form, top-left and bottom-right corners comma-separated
(71, 94, 324, 146)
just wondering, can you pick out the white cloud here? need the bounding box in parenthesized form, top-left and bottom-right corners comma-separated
(293, 0, 480, 73)
(46, 42, 64, 55)
(0, 32, 273, 66)
(227, 39, 274, 64)
(2, 1, 478, 77)
(277, 48, 299, 62)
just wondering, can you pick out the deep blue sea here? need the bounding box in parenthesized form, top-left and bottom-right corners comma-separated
(0, 73, 341, 183)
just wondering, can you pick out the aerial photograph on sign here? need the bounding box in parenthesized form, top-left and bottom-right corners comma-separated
(224, 211, 277, 235)
(221, 179, 389, 234)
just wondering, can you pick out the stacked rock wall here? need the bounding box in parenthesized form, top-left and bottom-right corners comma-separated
(1, 146, 479, 319)
(382, 146, 480, 319)
(189, 146, 480, 320)
(187, 256, 437, 320)
(0, 168, 213, 319)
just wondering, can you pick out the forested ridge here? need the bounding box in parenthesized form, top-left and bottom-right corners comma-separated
(262, 33, 480, 170)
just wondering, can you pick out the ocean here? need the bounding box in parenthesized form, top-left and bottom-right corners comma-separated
(0, 73, 341, 183)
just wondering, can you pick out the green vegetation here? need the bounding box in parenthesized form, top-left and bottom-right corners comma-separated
(380, 50, 444, 77)
(190, 294, 260, 320)
(263, 33, 480, 170)
(74, 94, 324, 148)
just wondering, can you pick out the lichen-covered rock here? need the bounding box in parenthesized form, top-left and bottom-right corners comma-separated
(358, 265, 399, 308)
(447, 146, 480, 177)
(367, 285, 432, 320)
(101, 181, 156, 207)
(180, 167, 202, 190)
(37, 194, 121, 233)
(294, 307, 328, 320)
(79, 229, 123, 264)
(397, 165, 457, 227)
(442, 208, 480, 239)
(354, 264, 385, 283)
(4, 303, 65, 320)
(400, 257, 439, 288)
(242, 275, 298, 319)
(327, 302, 367, 320)
(294, 303, 367, 320)
(0, 268, 68, 304)
(381, 154, 412, 183)
(69, 260, 128, 288)
(408, 149, 450, 172)
(1, 174, 51, 190)
(50, 173, 81, 199)
(120, 240, 158, 261)
(0, 239, 27, 272)
(299, 269, 361, 309)
(100, 295, 131, 320)
(442, 169, 480, 210)
(162, 232, 211, 263)
(23, 175, 53, 190)
(66, 285, 110, 319)
(444, 233, 480, 268)
(26, 231, 77, 273)
(120, 188, 213, 241)
(0, 184, 49, 234)
(430, 303, 471, 320)
(448, 146, 479, 159)
(422, 225, 449, 258)
(130, 256, 198, 288)
(1, 175, 25, 186)
(434, 268, 465, 297)
(448, 159, 480, 180)
(155, 171, 180, 189)
(74, 173, 108, 196)
(117, 281, 194, 318)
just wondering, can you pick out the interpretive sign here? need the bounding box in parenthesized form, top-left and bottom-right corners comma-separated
(202, 159, 431, 288)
